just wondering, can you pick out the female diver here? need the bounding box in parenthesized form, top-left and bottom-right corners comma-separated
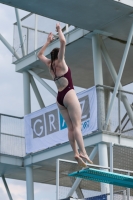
(38, 23, 93, 167)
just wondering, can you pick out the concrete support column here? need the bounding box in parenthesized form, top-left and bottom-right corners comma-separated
(98, 143, 110, 193)
(92, 34, 109, 194)
(23, 71, 31, 115)
(92, 34, 105, 130)
(26, 166, 34, 200)
(104, 89, 111, 131)
(23, 71, 34, 200)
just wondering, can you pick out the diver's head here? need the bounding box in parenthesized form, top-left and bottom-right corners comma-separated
(50, 48, 59, 62)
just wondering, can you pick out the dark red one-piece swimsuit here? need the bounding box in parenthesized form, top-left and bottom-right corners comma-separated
(54, 67, 74, 106)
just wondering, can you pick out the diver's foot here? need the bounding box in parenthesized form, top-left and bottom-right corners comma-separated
(75, 156, 87, 168)
(79, 153, 93, 164)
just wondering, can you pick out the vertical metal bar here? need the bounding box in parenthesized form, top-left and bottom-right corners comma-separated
(66, 24, 68, 33)
(104, 22, 133, 129)
(98, 143, 109, 194)
(26, 28, 29, 55)
(92, 34, 105, 130)
(118, 90, 121, 134)
(118, 90, 121, 144)
(92, 34, 103, 85)
(123, 190, 126, 200)
(110, 143, 113, 200)
(34, 14, 38, 50)
(104, 89, 111, 131)
(127, 172, 130, 200)
(26, 166, 34, 200)
(65, 24, 69, 44)
(23, 71, 33, 200)
(15, 8, 26, 56)
(30, 75, 45, 108)
(23, 72, 31, 114)
(92, 34, 108, 194)
(2, 175, 13, 200)
(56, 159, 60, 200)
(0, 115, 1, 154)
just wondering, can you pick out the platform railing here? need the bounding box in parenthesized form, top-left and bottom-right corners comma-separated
(12, 13, 75, 62)
(0, 113, 25, 157)
(96, 84, 133, 138)
(56, 157, 133, 200)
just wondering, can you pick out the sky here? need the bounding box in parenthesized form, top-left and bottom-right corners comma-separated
(0, 4, 85, 200)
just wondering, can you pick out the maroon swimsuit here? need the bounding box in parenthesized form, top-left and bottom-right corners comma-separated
(53, 67, 74, 106)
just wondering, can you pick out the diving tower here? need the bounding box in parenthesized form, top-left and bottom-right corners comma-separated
(0, 0, 133, 200)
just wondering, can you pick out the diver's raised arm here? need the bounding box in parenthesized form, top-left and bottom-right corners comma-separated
(56, 23, 66, 61)
(37, 33, 53, 67)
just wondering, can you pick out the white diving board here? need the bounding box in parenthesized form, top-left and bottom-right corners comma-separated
(68, 168, 133, 188)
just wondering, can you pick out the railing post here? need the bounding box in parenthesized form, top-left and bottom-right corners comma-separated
(56, 159, 60, 200)
(110, 143, 114, 200)
(34, 14, 38, 50)
(0, 114, 1, 154)
(118, 90, 121, 144)
(127, 172, 130, 200)
(27, 28, 29, 55)
(123, 190, 126, 200)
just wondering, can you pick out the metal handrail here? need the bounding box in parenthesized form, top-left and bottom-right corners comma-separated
(58, 158, 133, 175)
(0, 132, 25, 139)
(0, 113, 23, 119)
(96, 84, 133, 95)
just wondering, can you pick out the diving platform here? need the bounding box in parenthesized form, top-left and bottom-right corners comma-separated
(69, 168, 133, 189)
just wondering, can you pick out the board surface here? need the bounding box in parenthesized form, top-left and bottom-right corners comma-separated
(69, 168, 133, 188)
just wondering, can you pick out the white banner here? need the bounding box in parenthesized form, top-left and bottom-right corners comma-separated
(25, 86, 97, 154)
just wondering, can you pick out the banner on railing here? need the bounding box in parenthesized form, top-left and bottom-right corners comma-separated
(25, 86, 97, 154)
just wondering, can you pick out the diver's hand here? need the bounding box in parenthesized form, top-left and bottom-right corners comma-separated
(56, 23, 61, 32)
(47, 32, 54, 43)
